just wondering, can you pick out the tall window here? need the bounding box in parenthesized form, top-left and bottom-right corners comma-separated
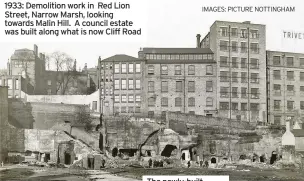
(128, 79, 134, 89)
(220, 41, 229, 51)
(300, 72, 304, 81)
(251, 88, 259, 99)
(161, 81, 168, 92)
(232, 57, 238, 68)
(250, 30, 258, 38)
(220, 87, 229, 98)
(175, 97, 182, 107)
(206, 97, 213, 107)
(128, 63, 134, 73)
(161, 65, 168, 75)
(7, 79, 12, 89)
(232, 72, 238, 82)
(273, 70, 281, 80)
(136, 63, 141, 73)
(121, 79, 127, 90)
(273, 56, 281, 65)
(241, 87, 247, 98)
(287, 71, 294, 80)
(251, 73, 259, 83)
(250, 59, 259, 69)
(148, 81, 154, 92)
(135, 95, 141, 102)
(148, 65, 154, 75)
(274, 100, 281, 110)
(92, 101, 97, 111)
(240, 29, 247, 38)
(232, 87, 238, 98)
(250, 43, 259, 53)
(161, 97, 168, 107)
(300, 58, 304, 66)
(220, 56, 228, 67)
(114, 95, 120, 103)
(114, 64, 120, 73)
(121, 63, 127, 73)
(188, 65, 195, 75)
(220, 27, 228, 36)
(232, 103, 238, 110)
(287, 57, 294, 66)
(176, 81, 183, 92)
(241, 103, 247, 111)
(287, 101, 294, 110)
(188, 97, 195, 107)
(241, 42, 247, 53)
(206, 81, 213, 92)
(175, 65, 182, 75)
(220, 71, 229, 82)
(15, 79, 19, 89)
(231, 28, 238, 37)
(188, 81, 195, 92)
(206, 65, 213, 75)
(135, 79, 141, 89)
(231, 42, 238, 52)
(274, 84, 281, 95)
(241, 58, 247, 68)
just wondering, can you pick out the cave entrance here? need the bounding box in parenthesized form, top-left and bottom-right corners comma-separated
(211, 157, 216, 164)
(161, 145, 177, 157)
(64, 152, 71, 165)
(119, 149, 138, 157)
(112, 148, 118, 157)
(270, 151, 277, 164)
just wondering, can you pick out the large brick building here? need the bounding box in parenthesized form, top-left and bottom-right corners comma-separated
(199, 21, 267, 123)
(139, 48, 217, 118)
(98, 54, 144, 116)
(267, 51, 304, 127)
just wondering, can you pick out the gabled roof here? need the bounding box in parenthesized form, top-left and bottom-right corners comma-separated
(142, 48, 213, 54)
(292, 129, 304, 137)
(101, 54, 139, 62)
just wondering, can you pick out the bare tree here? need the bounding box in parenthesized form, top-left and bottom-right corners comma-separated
(47, 51, 77, 95)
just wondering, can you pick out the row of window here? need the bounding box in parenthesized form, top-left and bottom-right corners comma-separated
(219, 102, 259, 111)
(220, 57, 259, 69)
(114, 106, 141, 113)
(0, 78, 19, 90)
(13, 60, 28, 68)
(148, 81, 213, 93)
(273, 100, 304, 110)
(148, 97, 214, 107)
(220, 72, 259, 83)
(273, 56, 304, 67)
(113, 63, 141, 74)
(145, 54, 214, 60)
(273, 70, 304, 80)
(219, 41, 259, 53)
(273, 84, 304, 93)
(114, 79, 141, 90)
(220, 87, 259, 99)
(114, 94, 141, 103)
(148, 65, 214, 76)
(219, 27, 259, 39)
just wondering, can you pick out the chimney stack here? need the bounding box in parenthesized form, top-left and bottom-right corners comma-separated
(34, 44, 38, 56)
(196, 34, 201, 48)
(7, 59, 11, 75)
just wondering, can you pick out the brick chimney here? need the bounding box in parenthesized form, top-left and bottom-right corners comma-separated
(196, 34, 201, 48)
(34, 44, 38, 56)
(138, 48, 144, 59)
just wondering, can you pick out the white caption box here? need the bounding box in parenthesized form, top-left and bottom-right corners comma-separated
(142, 176, 230, 181)
(0, 0, 147, 43)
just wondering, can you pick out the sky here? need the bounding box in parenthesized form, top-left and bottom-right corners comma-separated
(1, 0, 304, 69)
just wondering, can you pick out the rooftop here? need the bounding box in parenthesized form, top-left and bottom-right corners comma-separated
(101, 54, 139, 62)
(292, 129, 304, 137)
(142, 48, 213, 54)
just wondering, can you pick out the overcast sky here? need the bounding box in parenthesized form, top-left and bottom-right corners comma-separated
(1, 0, 304, 69)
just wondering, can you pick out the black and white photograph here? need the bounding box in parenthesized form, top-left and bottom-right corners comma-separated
(0, 0, 304, 180)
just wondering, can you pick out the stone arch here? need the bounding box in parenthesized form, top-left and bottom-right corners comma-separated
(161, 145, 177, 157)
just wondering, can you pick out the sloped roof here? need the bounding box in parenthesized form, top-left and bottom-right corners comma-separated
(292, 129, 304, 137)
(101, 54, 139, 62)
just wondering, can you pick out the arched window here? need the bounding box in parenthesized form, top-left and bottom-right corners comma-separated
(206, 97, 213, 107)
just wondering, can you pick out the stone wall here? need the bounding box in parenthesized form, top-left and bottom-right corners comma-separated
(8, 99, 89, 129)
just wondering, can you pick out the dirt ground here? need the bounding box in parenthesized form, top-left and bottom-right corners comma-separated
(1, 165, 304, 181)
